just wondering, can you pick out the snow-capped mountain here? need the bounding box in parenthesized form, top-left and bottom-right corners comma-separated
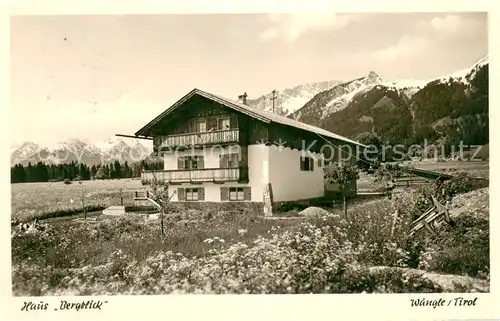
(10, 137, 153, 166)
(290, 55, 488, 123)
(290, 71, 388, 122)
(10, 142, 42, 166)
(246, 80, 343, 116)
(435, 54, 489, 85)
(289, 54, 488, 147)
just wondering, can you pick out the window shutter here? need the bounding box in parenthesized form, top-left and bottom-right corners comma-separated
(198, 188, 205, 201)
(198, 156, 205, 169)
(300, 157, 304, 170)
(230, 114, 238, 129)
(177, 157, 184, 169)
(177, 188, 185, 201)
(310, 157, 314, 171)
(232, 154, 239, 167)
(220, 187, 229, 201)
(220, 155, 228, 168)
(243, 187, 251, 201)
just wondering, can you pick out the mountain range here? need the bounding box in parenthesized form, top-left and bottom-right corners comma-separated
(10, 138, 154, 167)
(285, 55, 488, 153)
(245, 80, 343, 116)
(11, 55, 488, 166)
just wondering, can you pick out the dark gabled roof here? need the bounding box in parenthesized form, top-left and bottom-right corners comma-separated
(135, 88, 366, 147)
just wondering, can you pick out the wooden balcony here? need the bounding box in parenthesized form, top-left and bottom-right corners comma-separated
(141, 167, 248, 184)
(156, 129, 239, 149)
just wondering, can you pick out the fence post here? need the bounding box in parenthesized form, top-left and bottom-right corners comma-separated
(161, 207, 164, 236)
(390, 209, 399, 237)
(81, 189, 87, 220)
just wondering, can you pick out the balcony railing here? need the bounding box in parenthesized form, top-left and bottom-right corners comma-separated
(157, 129, 239, 149)
(141, 167, 246, 184)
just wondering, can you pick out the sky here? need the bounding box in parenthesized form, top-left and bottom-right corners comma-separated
(10, 12, 488, 147)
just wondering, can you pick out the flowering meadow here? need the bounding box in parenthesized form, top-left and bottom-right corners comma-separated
(11, 176, 489, 294)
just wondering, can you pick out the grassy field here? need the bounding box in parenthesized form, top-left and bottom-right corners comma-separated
(11, 179, 144, 222)
(11, 160, 489, 222)
(11, 178, 490, 295)
(409, 160, 489, 178)
(10, 162, 490, 294)
(357, 160, 489, 191)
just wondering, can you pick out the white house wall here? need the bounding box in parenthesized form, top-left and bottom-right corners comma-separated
(268, 145, 325, 202)
(160, 144, 346, 203)
(164, 144, 269, 202)
(247, 144, 269, 202)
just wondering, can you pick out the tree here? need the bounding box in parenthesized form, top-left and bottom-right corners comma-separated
(79, 163, 90, 180)
(123, 161, 131, 178)
(26, 162, 34, 182)
(132, 163, 142, 178)
(148, 172, 176, 236)
(373, 163, 407, 195)
(90, 165, 97, 179)
(113, 160, 122, 179)
(95, 165, 108, 180)
(355, 131, 383, 149)
(68, 161, 77, 180)
(324, 161, 359, 219)
(11, 164, 26, 183)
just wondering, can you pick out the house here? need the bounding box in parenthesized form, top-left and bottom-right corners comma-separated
(127, 88, 366, 210)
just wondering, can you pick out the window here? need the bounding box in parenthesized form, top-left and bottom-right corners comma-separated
(300, 156, 314, 171)
(185, 188, 199, 201)
(220, 153, 239, 168)
(178, 156, 204, 169)
(317, 158, 322, 167)
(229, 187, 244, 201)
(221, 187, 250, 201)
(218, 117, 230, 130)
(179, 187, 204, 201)
(195, 120, 207, 133)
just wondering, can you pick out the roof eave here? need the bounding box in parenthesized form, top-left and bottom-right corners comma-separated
(134, 88, 271, 137)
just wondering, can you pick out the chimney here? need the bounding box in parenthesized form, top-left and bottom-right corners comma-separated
(238, 92, 248, 105)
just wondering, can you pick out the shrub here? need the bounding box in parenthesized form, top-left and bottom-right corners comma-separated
(11, 212, 446, 295)
(63, 179, 72, 185)
(416, 213, 489, 279)
(438, 172, 488, 199)
(11, 183, 489, 295)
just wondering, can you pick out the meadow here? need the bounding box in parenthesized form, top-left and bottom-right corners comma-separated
(10, 161, 490, 295)
(405, 160, 489, 178)
(11, 179, 144, 222)
(11, 179, 489, 294)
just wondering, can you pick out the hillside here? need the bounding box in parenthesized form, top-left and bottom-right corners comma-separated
(290, 56, 489, 152)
